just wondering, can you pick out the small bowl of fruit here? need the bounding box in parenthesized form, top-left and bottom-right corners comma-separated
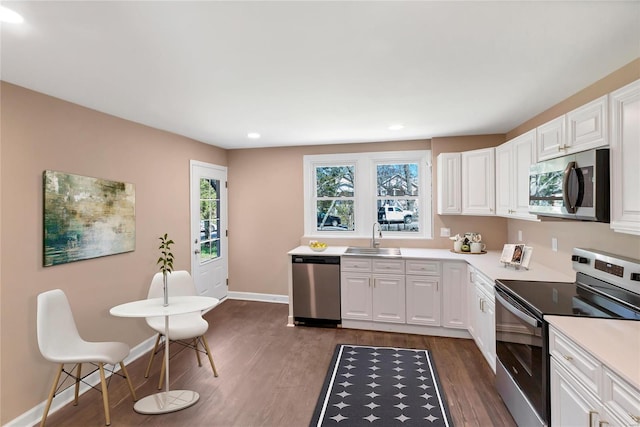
(309, 240, 328, 252)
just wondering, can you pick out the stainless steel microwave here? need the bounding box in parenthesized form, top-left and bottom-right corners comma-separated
(528, 148, 609, 222)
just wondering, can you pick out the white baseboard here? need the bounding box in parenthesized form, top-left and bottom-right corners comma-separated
(227, 291, 289, 304)
(6, 335, 157, 427)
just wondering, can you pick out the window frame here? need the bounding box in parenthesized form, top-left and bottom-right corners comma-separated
(303, 150, 432, 239)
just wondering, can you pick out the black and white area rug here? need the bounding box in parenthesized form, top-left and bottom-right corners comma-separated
(310, 344, 454, 427)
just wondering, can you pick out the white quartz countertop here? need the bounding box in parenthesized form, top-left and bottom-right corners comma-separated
(545, 316, 640, 389)
(288, 246, 574, 283)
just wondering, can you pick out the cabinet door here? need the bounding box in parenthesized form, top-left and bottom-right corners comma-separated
(537, 116, 566, 161)
(406, 275, 440, 326)
(472, 287, 486, 354)
(512, 130, 538, 219)
(372, 274, 405, 323)
(462, 148, 495, 215)
(566, 95, 608, 153)
(340, 273, 372, 320)
(495, 143, 513, 217)
(467, 269, 478, 340)
(441, 262, 467, 329)
(482, 298, 496, 372)
(437, 153, 462, 214)
(550, 358, 601, 427)
(610, 79, 640, 236)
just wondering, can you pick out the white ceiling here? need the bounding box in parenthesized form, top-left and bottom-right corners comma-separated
(1, 1, 639, 149)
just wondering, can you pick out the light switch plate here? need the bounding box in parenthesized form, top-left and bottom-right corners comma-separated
(440, 228, 451, 237)
(518, 230, 523, 242)
(552, 237, 558, 252)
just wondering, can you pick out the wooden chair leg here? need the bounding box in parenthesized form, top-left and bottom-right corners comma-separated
(73, 363, 82, 405)
(194, 339, 202, 367)
(40, 364, 64, 427)
(119, 362, 138, 401)
(98, 363, 111, 426)
(157, 348, 166, 390)
(144, 334, 162, 378)
(200, 335, 218, 377)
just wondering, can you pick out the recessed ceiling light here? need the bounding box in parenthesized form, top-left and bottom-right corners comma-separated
(0, 6, 24, 24)
(388, 124, 404, 131)
(247, 132, 261, 139)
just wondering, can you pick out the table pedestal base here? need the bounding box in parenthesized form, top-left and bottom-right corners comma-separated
(134, 390, 199, 414)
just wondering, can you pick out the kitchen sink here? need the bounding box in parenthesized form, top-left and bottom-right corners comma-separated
(343, 247, 402, 257)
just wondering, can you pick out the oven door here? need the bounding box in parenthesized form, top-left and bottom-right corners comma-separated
(495, 287, 547, 425)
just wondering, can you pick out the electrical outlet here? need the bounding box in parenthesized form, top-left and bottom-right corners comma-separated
(518, 230, 523, 242)
(440, 228, 451, 237)
(552, 237, 558, 252)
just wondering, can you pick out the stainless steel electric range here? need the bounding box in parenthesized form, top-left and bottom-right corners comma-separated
(494, 248, 640, 427)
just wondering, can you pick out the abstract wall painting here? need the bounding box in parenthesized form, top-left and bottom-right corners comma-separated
(43, 170, 135, 267)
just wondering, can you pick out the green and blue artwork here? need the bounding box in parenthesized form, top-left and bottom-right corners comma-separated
(43, 170, 135, 266)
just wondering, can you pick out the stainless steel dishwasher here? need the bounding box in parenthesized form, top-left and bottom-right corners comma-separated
(292, 255, 341, 325)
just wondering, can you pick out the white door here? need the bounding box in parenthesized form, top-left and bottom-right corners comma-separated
(190, 160, 228, 299)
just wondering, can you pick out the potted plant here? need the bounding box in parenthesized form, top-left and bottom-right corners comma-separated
(157, 233, 174, 306)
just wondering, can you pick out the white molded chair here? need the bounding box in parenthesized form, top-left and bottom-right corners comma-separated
(144, 271, 218, 389)
(37, 289, 137, 426)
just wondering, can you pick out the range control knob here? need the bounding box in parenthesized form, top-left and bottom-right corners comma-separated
(631, 273, 640, 282)
(571, 255, 589, 264)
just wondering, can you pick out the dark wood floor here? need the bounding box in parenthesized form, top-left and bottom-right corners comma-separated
(41, 300, 516, 426)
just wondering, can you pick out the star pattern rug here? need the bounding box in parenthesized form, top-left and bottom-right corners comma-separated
(310, 344, 454, 426)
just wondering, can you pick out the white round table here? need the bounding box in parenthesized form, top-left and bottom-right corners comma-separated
(110, 296, 219, 414)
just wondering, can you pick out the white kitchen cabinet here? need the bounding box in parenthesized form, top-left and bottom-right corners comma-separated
(469, 267, 496, 372)
(566, 95, 608, 153)
(537, 95, 608, 161)
(341, 257, 405, 323)
(495, 129, 539, 221)
(406, 275, 440, 326)
(549, 325, 640, 427)
(537, 116, 566, 161)
(437, 152, 462, 215)
(437, 148, 495, 216)
(550, 358, 602, 427)
(610, 79, 640, 236)
(441, 261, 467, 329)
(462, 147, 495, 215)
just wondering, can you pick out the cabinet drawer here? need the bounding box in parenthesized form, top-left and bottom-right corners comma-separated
(602, 367, 640, 426)
(405, 260, 441, 276)
(372, 259, 405, 274)
(471, 269, 494, 301)
(549, 327, 601, 396)
(341, 257, 372, 272)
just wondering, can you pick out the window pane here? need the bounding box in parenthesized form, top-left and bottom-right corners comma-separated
(376, 199, 419, 233)
(316, 166, 354, 197)
(316, 200, 354, 231)
(199, 177, 220, 263)
(377, 163, 418, 196)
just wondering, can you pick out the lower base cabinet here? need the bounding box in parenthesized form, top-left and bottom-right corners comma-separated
(550, 326, 640, 427)
(468, 266, 496, 372)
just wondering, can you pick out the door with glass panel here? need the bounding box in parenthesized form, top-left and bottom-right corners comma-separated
(190, 161, 227, 299)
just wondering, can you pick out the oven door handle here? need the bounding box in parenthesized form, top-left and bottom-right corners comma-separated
(495, 292, 541, 327)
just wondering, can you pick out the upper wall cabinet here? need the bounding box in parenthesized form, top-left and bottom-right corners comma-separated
(437, 148, 495, 216)
(461, 148, 495, 216)
(437, 152, 462, 215)
(610, 79, 640, 236)
(537, 95, 609, 161)
(495, 129, 539, 221)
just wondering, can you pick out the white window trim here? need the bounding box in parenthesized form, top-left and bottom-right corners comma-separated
(303, 150, 432, 239)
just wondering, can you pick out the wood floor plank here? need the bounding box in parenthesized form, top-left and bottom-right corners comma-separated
(40, 300, 516, 426)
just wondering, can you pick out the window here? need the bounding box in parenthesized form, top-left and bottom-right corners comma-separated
(199, 178, 220, 261)
(304, 150, 432, 238)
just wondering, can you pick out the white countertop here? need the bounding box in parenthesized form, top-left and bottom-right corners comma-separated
(546, 316, 640, 389)
(288, 246, 574, 283)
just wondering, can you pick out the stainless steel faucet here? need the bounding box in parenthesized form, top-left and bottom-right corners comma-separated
(371, 222, 382, 248)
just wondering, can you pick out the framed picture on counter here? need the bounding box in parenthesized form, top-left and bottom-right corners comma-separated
(500, 244, 533, 269)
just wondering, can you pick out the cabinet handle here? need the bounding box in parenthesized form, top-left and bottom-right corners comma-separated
(589, 410, 598, 426)
(629, 414, 640, 423)
(563, 354, 573, 362)
(598, 422, 609, 427)
(369, 278, 372, 288)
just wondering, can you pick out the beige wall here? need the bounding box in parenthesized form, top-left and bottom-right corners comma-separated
(0, 82, 227, 423)
(227, 136, 508, 296)
(505, 58, 640, 276)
